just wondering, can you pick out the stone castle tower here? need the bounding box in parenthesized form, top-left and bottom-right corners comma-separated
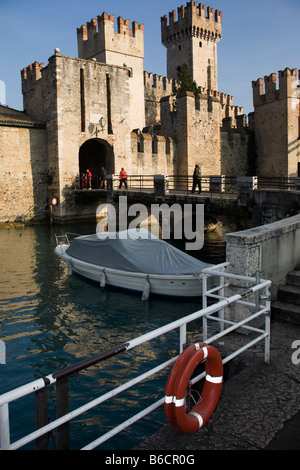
(77, 13, 145, 130)
(161, 2, 222, 90)
(252, 68, 300, 177)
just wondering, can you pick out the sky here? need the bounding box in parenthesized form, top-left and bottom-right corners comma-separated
(0, 0, 299, 116)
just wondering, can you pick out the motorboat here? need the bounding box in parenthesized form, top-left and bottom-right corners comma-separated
(54, 229, 212, 299)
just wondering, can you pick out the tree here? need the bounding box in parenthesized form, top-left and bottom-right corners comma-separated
(174, 63, 199, 96)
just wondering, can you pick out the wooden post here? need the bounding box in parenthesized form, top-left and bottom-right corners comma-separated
(56, 377, 70, 450)
(35, 387, 49, 450)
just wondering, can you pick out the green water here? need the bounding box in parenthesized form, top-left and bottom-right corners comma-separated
(0, 223, 226, 450)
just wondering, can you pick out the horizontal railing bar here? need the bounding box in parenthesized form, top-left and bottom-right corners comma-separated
(125, 285, 269, 354)
(205, 313, 267, 334)
(222, 333, 269, 365)
(206, 283, 230, 295)
(204, 307, 269, 343)
(0, 376, 56, 408)
(9, 356, 177, 450)
(202, 268, 270, 284)
(206, 292, 261, 308)
(81, 397, 165, 450)
(203, 262, 230, 272)
(78, 174, 299, 191)
(189, 332, 268, 386)
(52, 343, 129, 380)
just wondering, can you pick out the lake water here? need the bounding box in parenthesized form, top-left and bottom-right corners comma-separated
(0, 222, 226, 450)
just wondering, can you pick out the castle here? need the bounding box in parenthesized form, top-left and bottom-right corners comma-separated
(0, 1, 299, 223)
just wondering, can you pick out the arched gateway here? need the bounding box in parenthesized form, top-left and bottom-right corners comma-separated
(79, 138, 114, 188)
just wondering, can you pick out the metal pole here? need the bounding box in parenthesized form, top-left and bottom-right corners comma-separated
(179, 324, 186, 353)
(0, 404, 10, 450)
(202, 273, 208, 341)
(255, 271, 261, 311)
(264, 285, 271, 364)
(219, 270, 225, 332)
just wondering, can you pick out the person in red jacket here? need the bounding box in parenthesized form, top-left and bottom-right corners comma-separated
(119, 168, 127, 189)
(86, 169, 92, 190)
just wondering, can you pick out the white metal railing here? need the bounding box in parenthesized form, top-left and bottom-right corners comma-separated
(55, 232, 81, 246)
(0, 263, 271, 450)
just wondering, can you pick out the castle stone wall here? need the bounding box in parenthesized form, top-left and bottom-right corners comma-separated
(0, 125, 48, 222)
(160, 91, 221, 175)
(22, 51, 134, 220)
(221, 131, 251, 176)
(144, 72, 176, 126)
(130, 131, 175, 175)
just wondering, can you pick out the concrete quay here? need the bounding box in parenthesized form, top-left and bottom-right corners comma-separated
(137, 320, 300, 451)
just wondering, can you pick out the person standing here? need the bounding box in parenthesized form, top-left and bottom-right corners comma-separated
(191, 164, 201, 193)
(100, 166, 107, 189)
(86, 169, 92, 190)
(81, 172, 87, 190)
(119, 168, 127, 189)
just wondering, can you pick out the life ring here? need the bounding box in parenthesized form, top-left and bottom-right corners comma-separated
(164, 342, 223, 434)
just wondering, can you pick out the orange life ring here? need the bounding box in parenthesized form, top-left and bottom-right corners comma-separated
(164, 342, 223, 434)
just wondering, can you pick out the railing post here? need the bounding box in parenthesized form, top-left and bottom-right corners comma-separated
(202, 273, 208, 341)
(264, 284, 271, 364)
(35, 387, 49, 450)
(0, 403, 10, 450)
(209, 175, 225, 194)
(237, 176, 258, 203)
(295, 177, 300, 191)
(106, 174, 114, 193)
(56, 377, 70, 450)
(219, 270, 225, 332)
(179, 324, 186, 353)
(154, 175, 166, 197)
(255, 270, 261, 311)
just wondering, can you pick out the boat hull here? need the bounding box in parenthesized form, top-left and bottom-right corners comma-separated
(55, 245, 205, 298)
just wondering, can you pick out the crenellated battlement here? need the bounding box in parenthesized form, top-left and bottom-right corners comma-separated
(77, 9, 144, 86)
(21, 61, 45, 94)
(77, 12, 144, 42)
(161, 1, 222, 45)
(21, 61, 44, 81)
(144, 71, 176, 94)
(252, 68, 299, 106)
(143, 68, 244, 128)
(77, 10, 145, 132)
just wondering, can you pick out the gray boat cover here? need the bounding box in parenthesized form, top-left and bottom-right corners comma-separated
(66, 229, 210, 275)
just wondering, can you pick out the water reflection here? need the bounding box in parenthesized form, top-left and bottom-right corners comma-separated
(0, 222, 226, 449)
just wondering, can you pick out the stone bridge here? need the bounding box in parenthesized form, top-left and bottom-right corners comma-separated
(74, 174, 300, 229)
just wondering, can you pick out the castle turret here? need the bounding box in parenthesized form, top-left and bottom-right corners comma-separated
(252, 68, 300, 177)
(21, 61, 44, 95)
(161, 1, 222, 90)
(77, 12, 145, 129)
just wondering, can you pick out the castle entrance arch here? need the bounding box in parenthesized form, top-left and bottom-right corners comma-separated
(79, 138, 114, 188)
